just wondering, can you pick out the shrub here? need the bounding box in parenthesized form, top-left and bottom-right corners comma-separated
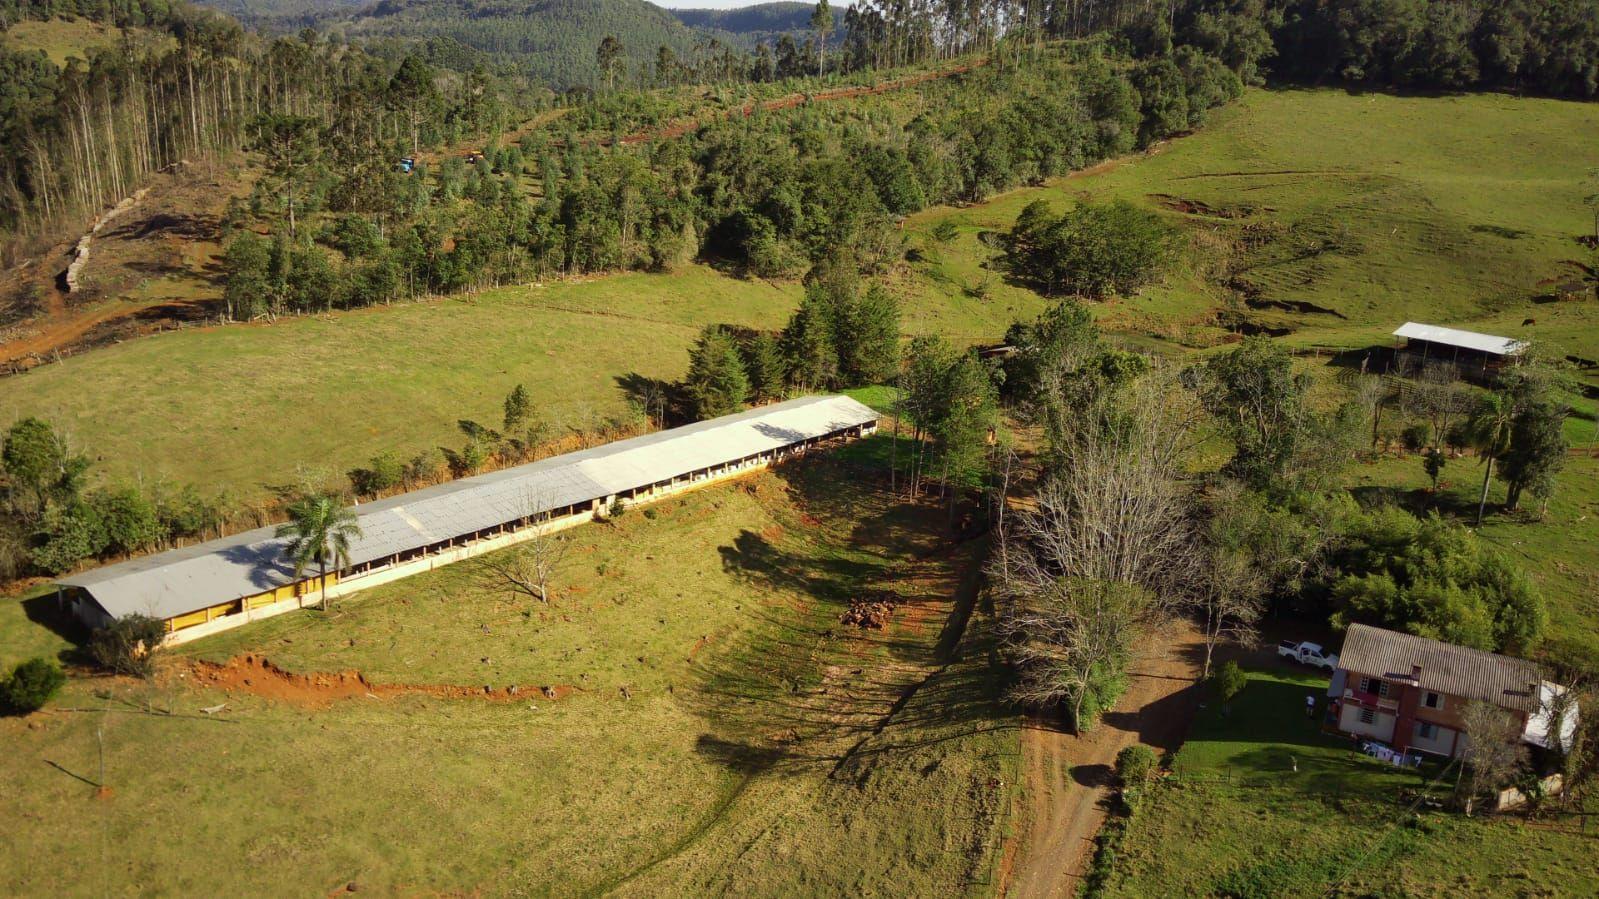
(1, 657, 66, 714)
(1401, 422, 1431, 452)
(608, 497, 627, 518)
(1210, 660, 1248, 710)
(1325, 508, 1545, 653)
(1115, 744, 1158, 787)
(349, 452, 405, 497)
(88, 614, 167, 677)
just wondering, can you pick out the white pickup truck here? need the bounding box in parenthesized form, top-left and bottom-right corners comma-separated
(1278, 640, 1339, 670)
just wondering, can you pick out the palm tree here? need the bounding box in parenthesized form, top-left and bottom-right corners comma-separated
(1465, 393, 1515, 527)
(276, 494, 363, 611)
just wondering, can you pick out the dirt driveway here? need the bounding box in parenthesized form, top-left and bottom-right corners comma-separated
(1001, 617, 1206, 898)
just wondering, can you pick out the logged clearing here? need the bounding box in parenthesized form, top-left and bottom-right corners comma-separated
(0, 18, 152, 67)
(0, 457, 1019, 895)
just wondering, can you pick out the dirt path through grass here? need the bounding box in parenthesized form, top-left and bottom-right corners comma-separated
(1004, 618, 1205, 898)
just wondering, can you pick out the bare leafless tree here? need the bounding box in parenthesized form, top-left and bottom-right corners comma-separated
(1414, 363, 1471, 450)
(996, 578, 1151, 732)
(1457, 700, 1529, 815)
(1000, 371, 1203, 599)
(480, 492, 569, 604)
(991, 371, 1203, 730)
(1195, 547, 1265, 679)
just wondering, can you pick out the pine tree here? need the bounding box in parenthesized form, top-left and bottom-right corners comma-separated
(743, 332, 787, 402)
(685, 326, 750, 420)
(781, 291, 838, 391)
(844, 283, 901, 385)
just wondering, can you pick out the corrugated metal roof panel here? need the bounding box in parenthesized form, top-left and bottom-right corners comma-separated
(1392, 322, 1527, 356)
(1338, 623, 1543, 713)
(59, 394, 877, 621)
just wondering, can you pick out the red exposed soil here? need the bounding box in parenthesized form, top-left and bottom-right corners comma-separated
(998, 617, 1206, 898)
(186, 653, 577, 708)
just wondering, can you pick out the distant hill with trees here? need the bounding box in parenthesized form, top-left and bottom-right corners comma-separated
(191, 0, 707, 88)
(671, 2, 843, 49)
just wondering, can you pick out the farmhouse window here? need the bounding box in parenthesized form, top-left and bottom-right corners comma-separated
(1423, 691, 1442, 710)
(1417, 722, 1437, 740)
(1359, 677, 1373, 694)
(1358, 708, 1376, 725)
(1377, 680, 1392, 698)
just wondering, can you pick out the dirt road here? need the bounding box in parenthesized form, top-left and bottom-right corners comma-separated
(1001, 618, 1205, 898)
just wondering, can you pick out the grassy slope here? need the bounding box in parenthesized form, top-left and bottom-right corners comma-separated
(8, 89, 1594, 500)
(0, 260, 1035, 496)
(0, 457, 1017, 894)
(903, 88, 1599, 362)
(1105, 669, 1598, 896)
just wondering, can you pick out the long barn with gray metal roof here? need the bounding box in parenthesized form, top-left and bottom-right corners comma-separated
(57, 394, 878, 644)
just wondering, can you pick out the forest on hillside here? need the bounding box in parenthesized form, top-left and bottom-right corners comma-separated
(671, 1, 844, 50)
(6, 0, 1592, 255)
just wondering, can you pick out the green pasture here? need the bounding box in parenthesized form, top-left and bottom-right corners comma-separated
(905, 88, 1599, 363)
(1105, 668, 1599, 896)
(0, 460, 1018, 895)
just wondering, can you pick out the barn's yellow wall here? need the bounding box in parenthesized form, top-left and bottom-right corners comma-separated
(167, 573, 338, 632)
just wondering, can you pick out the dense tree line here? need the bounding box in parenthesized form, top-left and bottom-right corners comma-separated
(0, 1, 521, 257)
(1155, 0, 1599, 98)
(215, 41, 1241, 323)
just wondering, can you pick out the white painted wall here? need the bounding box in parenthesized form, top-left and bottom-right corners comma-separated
(1339, 703, 1396, 743)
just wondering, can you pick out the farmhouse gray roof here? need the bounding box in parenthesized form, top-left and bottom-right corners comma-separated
(59, 394, 877, 621)
(1392, 322, 1527, 357)
(1338, 624, 1543, 713)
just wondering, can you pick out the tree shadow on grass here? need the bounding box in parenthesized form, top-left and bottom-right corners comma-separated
(687, 464, 1018, 779)
(613, 372, 690, 427)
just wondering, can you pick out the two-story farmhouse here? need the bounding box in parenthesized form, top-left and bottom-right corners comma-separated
(1328, 624, 1576, 758)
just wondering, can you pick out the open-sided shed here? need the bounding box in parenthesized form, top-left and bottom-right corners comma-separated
(57, 394, 878, 643)
(1392, 321, 1527, 381)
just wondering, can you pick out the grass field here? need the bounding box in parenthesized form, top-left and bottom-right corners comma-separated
(1103, 667, 1599, 896)
(2, 88, 1595, 502)
(0, 454, 1018, 894)
(0, 260, 1040, 498)
(903, 88, 1599, 363)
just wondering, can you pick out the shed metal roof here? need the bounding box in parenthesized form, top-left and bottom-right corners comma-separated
(1393, 322, 1527, 356)
(60, 394, 877, 621)
(1338, 624, 1543, 713)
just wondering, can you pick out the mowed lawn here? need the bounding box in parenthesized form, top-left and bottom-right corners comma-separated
(905, 88, 1599, 359)
(1104, 668, 1599, 896)
(0, 458, 1019, 895)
